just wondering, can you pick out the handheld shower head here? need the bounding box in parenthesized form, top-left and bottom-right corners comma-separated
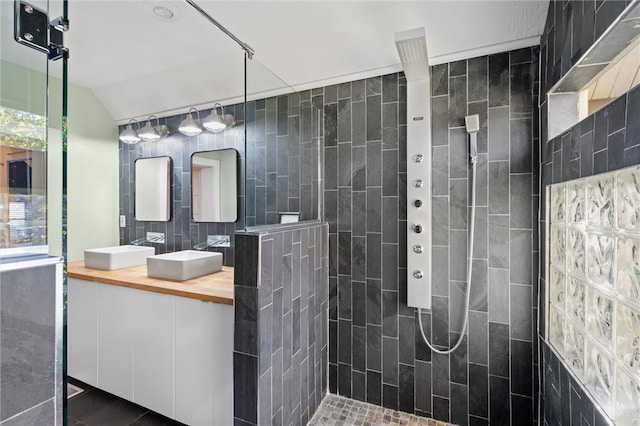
(465, 114, 480, 163)
(465, 114, 480, 134)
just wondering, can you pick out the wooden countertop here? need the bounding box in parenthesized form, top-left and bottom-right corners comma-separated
(67, 261, 234, 305)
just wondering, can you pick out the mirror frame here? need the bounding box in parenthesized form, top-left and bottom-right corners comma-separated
(190, 148, 239, 223)
(134, 156, 172, 222)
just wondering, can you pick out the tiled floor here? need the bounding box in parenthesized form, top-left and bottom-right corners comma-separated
(68, 379, 455, 426)
(67, 378, 184, 426)
(308, 394, 456, 426)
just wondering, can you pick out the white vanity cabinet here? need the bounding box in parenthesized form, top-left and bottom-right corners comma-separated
(97, 284, 135, 400)
(175, 297, 231, 425)
(68, 279, 98, 385)
(132, 290, 174, 419)
(68, 278, 233, 425)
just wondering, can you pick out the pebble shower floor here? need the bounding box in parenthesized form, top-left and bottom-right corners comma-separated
(308, 394, 456, 426)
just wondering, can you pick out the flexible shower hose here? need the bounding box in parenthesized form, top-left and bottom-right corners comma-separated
(418, 154, 477, 355)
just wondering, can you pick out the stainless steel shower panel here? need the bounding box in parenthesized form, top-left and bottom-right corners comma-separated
(406, 78, 432, 310)
(396, 27, 432, 309)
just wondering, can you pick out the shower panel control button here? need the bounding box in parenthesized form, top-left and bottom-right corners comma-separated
(414, 199, 422, 208)
(413, 179, 423, 188)
(413, 154, 423, 163)
(413, 224, 422, 234)
(413, 244, 423, 253)
(412, 270, 423, 279)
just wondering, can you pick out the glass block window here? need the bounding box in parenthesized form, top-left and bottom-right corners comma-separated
(547, 165, 640, 424)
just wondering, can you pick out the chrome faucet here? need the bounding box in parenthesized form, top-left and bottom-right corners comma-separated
(131, 232, 165, 245)
(193, 235, 231, 250)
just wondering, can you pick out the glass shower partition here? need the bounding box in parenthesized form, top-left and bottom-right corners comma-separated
(244, 58, 323, 228)
(0, 0, 67, 423)
(233, 54, 329, 426)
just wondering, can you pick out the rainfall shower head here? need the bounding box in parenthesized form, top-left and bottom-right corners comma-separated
(395, 27, 429, 81)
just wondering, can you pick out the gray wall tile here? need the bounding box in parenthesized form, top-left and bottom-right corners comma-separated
(488, 323, 510, 378)
(488, 161, 510, 214)
(510, 174, 533, 229)
(488, 107, 510, 161)
(510, 284, 533, 341)
(432, 96, 450, 147)
(468, 57, 488, 102)
(509, 230, 532, 285)
(488, 268, 510, 324)
(1, 265, 57, 422)
(450, 128, 469, 179)
(489, 53, 509, 107)
(468, 311, 488, 366)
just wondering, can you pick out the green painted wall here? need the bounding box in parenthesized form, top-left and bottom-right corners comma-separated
(1, 59, 119, 260)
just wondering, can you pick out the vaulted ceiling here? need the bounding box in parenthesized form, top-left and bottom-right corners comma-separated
(28, 1, 551, 121)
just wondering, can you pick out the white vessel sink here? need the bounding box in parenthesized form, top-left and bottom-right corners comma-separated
(84, 245, 155, 270)
(147, 250, 223, 281)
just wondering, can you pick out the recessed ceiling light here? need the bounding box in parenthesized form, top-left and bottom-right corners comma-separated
(153, 6, 174, 19)
(143, 1, 182, 23)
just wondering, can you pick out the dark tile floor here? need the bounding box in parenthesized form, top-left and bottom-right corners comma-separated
(67, 378, 184, 426)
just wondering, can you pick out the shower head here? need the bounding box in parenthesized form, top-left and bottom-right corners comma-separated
(395, 27, 429, 81)
(465, 114, 480, 134)
(465, 114, 480, 162)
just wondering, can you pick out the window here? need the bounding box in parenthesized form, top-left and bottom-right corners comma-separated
(547, 166, 640, 423)
(0, 106, 47, 250)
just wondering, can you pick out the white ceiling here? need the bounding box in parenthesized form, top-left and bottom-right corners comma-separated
(61, 0, 548, 121)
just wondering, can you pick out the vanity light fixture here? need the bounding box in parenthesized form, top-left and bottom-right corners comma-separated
(119, 119, 141, 144)
(138, 115, 170, 142)
(223, 111, 235, 129)
(178, 107, 203, 137)
(202, 103, 227, 133)
(138, 116, 160, 142)
(202, 103, 235, 133)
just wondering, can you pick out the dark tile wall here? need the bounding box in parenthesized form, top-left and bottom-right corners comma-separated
(538, 1, 640, 425)
(1, 262, 59, 424)
(245, 94, 323, 227)
(326, 48, 539, 425)
(541, 343, 611, 426)
(118, 97, 321, 267)
(540, 0, 634, 97)
(233, 221, 329, 426)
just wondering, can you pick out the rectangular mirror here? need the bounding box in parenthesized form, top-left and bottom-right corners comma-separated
(134, 156, 171, 222)
(191, 149, 238, 222)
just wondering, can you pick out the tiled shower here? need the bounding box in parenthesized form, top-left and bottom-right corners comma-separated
(325, 48, 538, 425)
